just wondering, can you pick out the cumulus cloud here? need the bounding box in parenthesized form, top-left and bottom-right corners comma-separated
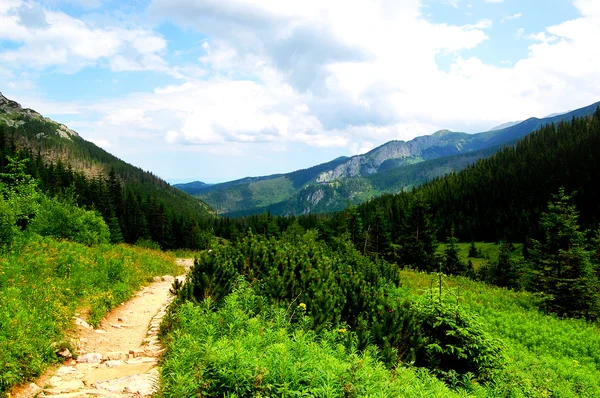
(0, 0, 169, 73)
(4, 0, 600, 180)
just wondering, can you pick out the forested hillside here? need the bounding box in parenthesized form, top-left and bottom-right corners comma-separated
(0, 93, 213, 250)
(357, 106, 600, 243)
(178, 101, 600, 216)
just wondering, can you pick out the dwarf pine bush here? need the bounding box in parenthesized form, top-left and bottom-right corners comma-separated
(159, 280, 468, 398)
(174, 232, 506, 383)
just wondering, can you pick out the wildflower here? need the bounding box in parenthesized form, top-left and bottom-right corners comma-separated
(338, 328, 347, 333)
(297, 303, 307, 310)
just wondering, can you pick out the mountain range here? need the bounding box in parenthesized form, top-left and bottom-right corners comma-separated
(175, 101, 600, 216)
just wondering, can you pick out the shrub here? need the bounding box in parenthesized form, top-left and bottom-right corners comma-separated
(412, 284, 505, 383)
(159, 281, 466, 398)
(29, 196, 110, 245)
(177, 233, 505, 381)
(135, 238, 162, 251)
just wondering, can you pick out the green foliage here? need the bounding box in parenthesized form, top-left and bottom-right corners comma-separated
(0, 156, 41, 231)
(468, 241, 480, 258)
(159, 281, 468, 398)
(412, 279, 505, 383)
(29, 196, 110, 245)
(0, 116, 214, 252)
(135, 238, 162, 251)
(442, 234, 473, 277)
(530, 188, 600, 319)
(391, 197, 438, 271)
(401, 270, 600, 397)
(176, 233, 504, 382)
(0, 235, 180, 393)
(477, 241, 524, 290)
(437, 241, 523, 271)
(0, 194, 16, 248)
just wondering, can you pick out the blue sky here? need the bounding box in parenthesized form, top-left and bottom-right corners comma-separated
(1, 0, 599, 183)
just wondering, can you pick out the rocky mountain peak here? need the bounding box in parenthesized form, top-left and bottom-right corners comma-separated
(0, 92, 22, 111)
(0, 92, 80, 140)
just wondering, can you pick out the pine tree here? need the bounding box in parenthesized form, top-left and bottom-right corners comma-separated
(494, 240, 520, 289)
(443, 232, 466, 276)
(393, 198, 438, 271)
(530, 188, 600, 319)
(468, 241, 480, 258)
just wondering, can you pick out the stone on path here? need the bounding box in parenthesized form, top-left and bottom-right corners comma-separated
(74, 318, 91, 329)
(76, 353, 103, 364)
(16, 383, 42, 398)
(83, 363, 155, 386)
(45, 379, 85, 394)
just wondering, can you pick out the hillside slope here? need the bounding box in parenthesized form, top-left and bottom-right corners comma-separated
(185, 101, 600, 216)
(354, 105, 600, 245)
(0, 93, 213, 248)
(0, 93, 212, 217)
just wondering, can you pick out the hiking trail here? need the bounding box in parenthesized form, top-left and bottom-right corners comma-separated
(12, 258, 193, 398)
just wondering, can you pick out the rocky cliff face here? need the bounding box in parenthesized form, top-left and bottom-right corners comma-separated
(316, 131, 469, 183)
(0, 92, 80, 140)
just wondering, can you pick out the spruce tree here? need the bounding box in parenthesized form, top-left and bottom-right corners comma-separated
(394, 197, 438, 271)
(468, 241, 480, 258)
(494, 240, 520, 289)
(443, 232, 466, 276)
(530, 188, 600, 319)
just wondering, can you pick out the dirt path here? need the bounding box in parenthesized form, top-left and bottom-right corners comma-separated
(13, 258, 193, 398)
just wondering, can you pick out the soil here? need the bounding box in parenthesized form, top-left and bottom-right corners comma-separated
(9, 258, 193, 398)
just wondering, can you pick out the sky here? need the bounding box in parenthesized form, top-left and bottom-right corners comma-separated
(1, 0, 599, 184)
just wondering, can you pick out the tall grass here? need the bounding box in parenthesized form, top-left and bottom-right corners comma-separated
(401, 271, 600, 397)
(0, 234, 180, 393)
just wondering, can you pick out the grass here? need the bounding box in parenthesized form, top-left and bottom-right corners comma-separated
(436, 242, 523, 269)
(401, 270, 600, 397)
(0, 234, 181, 394)
(168, 248, 202, 259)
(159, 268, 600, 397)
(158, 281, 470, 398)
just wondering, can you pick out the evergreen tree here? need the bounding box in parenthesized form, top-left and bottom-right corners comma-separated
(468, 241, 480, 258)
(530, 188, 600, 319)
(392, 197, 437, 270)
(496, 241, 519, 288)
(443, 232, 466, 276)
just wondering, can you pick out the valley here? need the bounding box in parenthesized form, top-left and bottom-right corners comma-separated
(176, 101, 600, 216)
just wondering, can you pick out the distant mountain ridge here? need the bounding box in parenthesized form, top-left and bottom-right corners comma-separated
(173, 180, 213, 195)
(176, 101, 600, 216)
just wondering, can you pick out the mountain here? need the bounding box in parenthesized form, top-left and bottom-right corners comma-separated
(488, 121, 521, 131)
(180, 156, 349, 214)
(355, 105, 600, 244)
(173, 180, 213, 195)
(178, 101, 600, 216)
(0, 92, 213, 248)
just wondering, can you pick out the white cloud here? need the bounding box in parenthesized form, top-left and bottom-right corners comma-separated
(88, 138, 111, 148)
(0, 0, 169, 74)
(48, 0, 597, 162)
(574, 0, 600, 16)
(503, 12, 522, 22)
(5, 0, 600, 182)
(516, 28, 525, 39)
